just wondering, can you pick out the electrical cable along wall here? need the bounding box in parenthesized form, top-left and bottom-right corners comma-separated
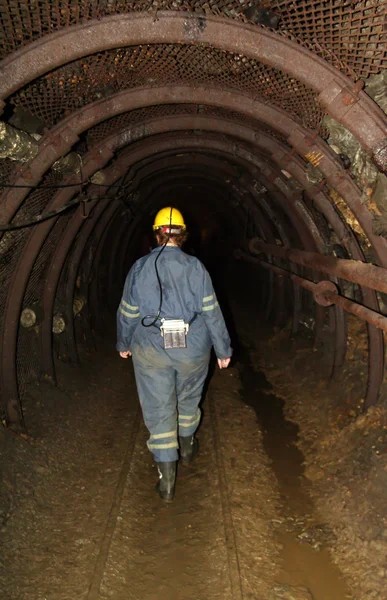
(0, 1, 386, 427)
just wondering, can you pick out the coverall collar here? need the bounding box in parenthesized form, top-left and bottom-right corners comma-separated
(152, 245, 181, 253)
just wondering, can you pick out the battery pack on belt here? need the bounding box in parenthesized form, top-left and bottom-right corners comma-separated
(160, 319, 189, 349)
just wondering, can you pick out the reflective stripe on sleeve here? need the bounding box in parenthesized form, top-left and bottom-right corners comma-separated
(202, 294, 214, 303)
(121, 299, 139, 311)
(119, 306, 140, 318)
(202, 301, 219, 312)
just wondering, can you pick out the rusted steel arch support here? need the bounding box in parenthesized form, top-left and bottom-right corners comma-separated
(40, 148, 244, 383)
(238, 185, 292, 327)
(121, 162, 245, 223)
(120, 147, 277, 230)
(127, 117, 381, 404)
(0, 119, 354, 424)
(242, 166, 346, 374)
(233, 151, 344, 363)
(2, 86, 384, 267)
(103, 117, 376, 403)
(111, 138, 322, 278)
(40, 198, 119, 381)
(88, 210, 127, 337)
(127, 153, 240, 188)
(88, 114, 340, 337)
(62, 201, 120, 369)
(249, 191, 302, 333)
(84, 135, 349, 377)
(1, 11, 386, 163)
(0, 146, 115, 426)
(270, 153, 384, 407)
(39, 141, 245, 382)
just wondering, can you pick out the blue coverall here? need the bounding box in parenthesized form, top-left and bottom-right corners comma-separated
(117, 246, 232, 462)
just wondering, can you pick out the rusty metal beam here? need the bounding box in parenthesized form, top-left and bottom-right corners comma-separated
(0, 146, 115, 426)
(40, 198, 118, 381)
(103, 136, 346, 369)
(62, 201, 120, 368)
(2, 85, 384, 270)
(240, 254, 387, 370)
(88, 210, 126, 338)
(51, 113, 384, 407)
(250, 238, 387, 296)
(38, 141, 250, 393)
(0, 109, 382, 422)
(113, 143, 332, 347)
(98, 113, 367, 349)
(1, 11, 386, 166)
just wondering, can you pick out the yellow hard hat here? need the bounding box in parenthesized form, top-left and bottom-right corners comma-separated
(153, 207, 186, 231)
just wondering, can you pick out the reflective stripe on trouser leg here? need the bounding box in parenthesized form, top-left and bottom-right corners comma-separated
(147, 430, 178, 454)
(132, 350, 179, 462)
(175, 353, 209, 437)
(178, 409, 201, 436)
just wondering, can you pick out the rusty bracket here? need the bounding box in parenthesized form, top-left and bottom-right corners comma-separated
(314, 280, 338, 307)
(80, 196, 91, 219)
(318, 79, 364, 118)
(274, 147, 297, 166)
(42, 127, 70, 150)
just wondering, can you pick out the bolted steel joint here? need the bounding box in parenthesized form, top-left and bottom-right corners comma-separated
(313, 280, 338, 307)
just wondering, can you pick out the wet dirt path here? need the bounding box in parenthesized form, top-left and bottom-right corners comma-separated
(0, 350, 279, 600)
(1, 340, 352, 599)
(237, 347, 352, 600)
(93, 363, 280, 599)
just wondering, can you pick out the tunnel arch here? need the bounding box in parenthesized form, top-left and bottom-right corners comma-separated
(0, 3, 386, 433)
(1, 10, 386, 164)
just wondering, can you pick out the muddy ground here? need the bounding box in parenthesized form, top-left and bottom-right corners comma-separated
(247, 317, 387, 600)
(0, 335, 353, 600)
(1, 259, 380, 599)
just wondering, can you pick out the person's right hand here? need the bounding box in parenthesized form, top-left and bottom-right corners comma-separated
(119, 350, 132, 359)
(218, 358, 231, 369)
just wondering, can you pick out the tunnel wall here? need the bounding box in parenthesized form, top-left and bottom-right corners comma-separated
(0, 1, 386, 428)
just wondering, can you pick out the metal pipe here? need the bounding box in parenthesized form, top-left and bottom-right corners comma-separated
(241, 252, 387, 335)
(250, 238, 387, 295)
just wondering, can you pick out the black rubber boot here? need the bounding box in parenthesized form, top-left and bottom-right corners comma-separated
(156, 461, 176, 502)
(179, 435, 199, 465)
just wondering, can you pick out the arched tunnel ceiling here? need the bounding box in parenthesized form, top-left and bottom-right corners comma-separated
(0, 1, 387, 429)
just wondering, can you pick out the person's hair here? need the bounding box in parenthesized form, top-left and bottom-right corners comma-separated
(155, 226, 188, 247)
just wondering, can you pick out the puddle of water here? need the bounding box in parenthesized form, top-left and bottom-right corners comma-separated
(237, 347, 352, 600)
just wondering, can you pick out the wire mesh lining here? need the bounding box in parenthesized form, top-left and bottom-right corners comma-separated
(92, 211, 124, 325)
(0, 158, 18, 194)
(197, 105, 291, 147)
(0, 170, 62, 330)
(87, 104, 199, 146)
(25, 214, 74, 307)
(9, 43, 326, 132)
(274, 0, 387, 79)
(74, 221, 106, 344)
(86, 103, 290, 149)
(16, 213, 74, 395)
(1, 1, 386, 79)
